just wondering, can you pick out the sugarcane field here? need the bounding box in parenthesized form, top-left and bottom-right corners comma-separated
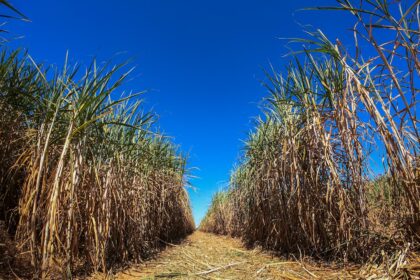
(0, 0, 419, 279)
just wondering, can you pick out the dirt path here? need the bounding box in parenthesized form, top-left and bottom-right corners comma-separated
(93, 231, 368, 280)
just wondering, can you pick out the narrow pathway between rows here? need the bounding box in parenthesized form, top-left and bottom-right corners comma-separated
(92, 231, 366, 280)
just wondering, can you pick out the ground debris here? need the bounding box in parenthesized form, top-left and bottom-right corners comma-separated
(88, 231, 419, 280)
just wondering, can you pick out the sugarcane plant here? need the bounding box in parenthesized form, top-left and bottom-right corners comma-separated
(201, 0, 419, 263)
(0, 50, 195, 278)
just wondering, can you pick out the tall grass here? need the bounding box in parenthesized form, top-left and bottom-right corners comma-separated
(200, 192, 231, 235)
(201, 0, 419, 262)
(0, 50, 194, 278)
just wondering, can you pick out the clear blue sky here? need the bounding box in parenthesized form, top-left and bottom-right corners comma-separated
(7, 0, 357, 225)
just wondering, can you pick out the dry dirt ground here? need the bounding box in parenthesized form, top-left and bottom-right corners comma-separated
(89, 231, 418, 280)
